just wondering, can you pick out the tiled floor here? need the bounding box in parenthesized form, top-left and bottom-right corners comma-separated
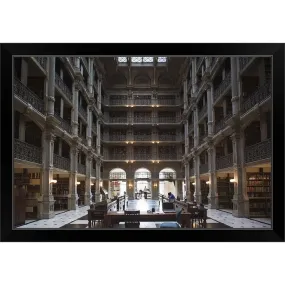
(16, 200, 272, 229)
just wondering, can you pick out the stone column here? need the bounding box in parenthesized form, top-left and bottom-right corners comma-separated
(231, 57, 239, 116)
(75, 57, 80, 69)
(47, 57, 55, 116)
(231, 130, 249, 217)
(207, 145, 218, 208)
(88, 58, 94, 95)
(193, 155, 201, 203)
(183, 78, 188, 109)
(96, 119, 101, 155)
(97, 76, 102, 111)
(127, 179, 134, 200)
(72, 82, 79, 136)
(60, 98, 64, 118)
(87, 105, 92, 147)
(95, 159, 102, 203)
(185, 162, 191, 201)
(68, 144, 79, 210)
(184, 120, 189, 154)
(207, 84, 213, 135)
(193, 105, 199, 147)
(38, 129, 55, 219)
(19, 114, 26, 141)
(191, 58, 197, 95)
(84, 153, 92, 205)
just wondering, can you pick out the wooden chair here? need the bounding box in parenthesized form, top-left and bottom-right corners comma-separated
(91, 210, 105, 227)
(124, 210, 140, 228)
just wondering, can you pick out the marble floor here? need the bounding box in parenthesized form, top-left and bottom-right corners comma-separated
(16, 200, 272, 229)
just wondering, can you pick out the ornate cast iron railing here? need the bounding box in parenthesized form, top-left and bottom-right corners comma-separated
(55, 73, 73, 102)
(34, 57, 47, 70)
(78, 105, 88, 121)
(241, 83, 271, 114)
(245, 139, 271, 163)
(14, 77, 45, 114)
(158, 134, 176, 141)
(78, 163, 86, 174)
(158, 153, 178, 160)
(239, 57, 253, 71)
(134, 134, 152, 141)
(109, 117, 128, 123)
(216, 153, 233, 170)
(214, 112, 233, 134)
(213, 72, 231, 102)
(92, 124, 97, 133)
(134, 153, 152, 160)
(14, 139, 42, 164)
(109, 135, 127, 141)
(109, 99, 128, 105)
(54, 112, 72, 134)
(53, 154, 70, 171)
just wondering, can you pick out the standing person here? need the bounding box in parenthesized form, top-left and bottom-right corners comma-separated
(168, 192, 175, 202)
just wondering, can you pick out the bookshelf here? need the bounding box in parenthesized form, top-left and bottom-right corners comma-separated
(77, 182, 85, 206)
(247, 172, 271, 217)
(52, 177, 69, 211)
(217, 177, 234, 209)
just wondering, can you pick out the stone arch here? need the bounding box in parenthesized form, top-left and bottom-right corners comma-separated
(109, 167, 126, 179)
(134, 167, 151, 179)
(159, 167, 177, 197)
(134, 74, 151, 86)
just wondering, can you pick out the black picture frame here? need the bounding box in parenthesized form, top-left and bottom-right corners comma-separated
(1, 43, 284, 242)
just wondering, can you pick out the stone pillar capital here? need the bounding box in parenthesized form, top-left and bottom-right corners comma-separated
(74, 81, 81, 91)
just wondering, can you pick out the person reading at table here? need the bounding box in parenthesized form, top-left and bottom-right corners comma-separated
(168, 192, 175, 202)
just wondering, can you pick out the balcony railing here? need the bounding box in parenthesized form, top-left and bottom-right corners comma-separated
(14, 139, 42, 164)
(109, 117, 128, 123)
(134, 117, 152, 123)
(14, 77, 45, 114)
(79, 135, 87, 145)
(198, 105, 207, 120)
(109, 154, 127, 160)
(216, 153, 233, 170)
(133, 99, 152, 105)
(54, 113, 72, 134)
(53, 154, 70, 171)
(78, 105, 87, 121)
(34, 57, 47, 70)
(199, 163, 208, 174)
(78, 164, 86, 174)
(55, 73, 73, 102)
(158, 153, 178, 160)
(199, 132, 208, 142)
(214, 112, 233, 134)
(239, 57, 253, 72)
(134, 135, 152, 141)
(245, 139, 271, 164)
(157, 98, 177, 105)
(134, 153, 152, 160)
(213, 72, 231, 102)
(158, 135, 176, 141)
(157, 117, 180, 123)
(241, 83, 271, 114)
(91, 169, 96, 177)
(109, 135, 127, 141)
(109, 99, 128, 105)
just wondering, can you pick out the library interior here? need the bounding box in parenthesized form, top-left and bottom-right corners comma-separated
(13, 56, 272, 229)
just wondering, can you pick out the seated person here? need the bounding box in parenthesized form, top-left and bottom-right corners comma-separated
(168, 192, 175, 202)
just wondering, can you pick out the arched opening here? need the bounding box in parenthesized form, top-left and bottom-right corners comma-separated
(109, 168, 126, 198)
(159, 168, 177, 197)
(134, 168, 151, 199)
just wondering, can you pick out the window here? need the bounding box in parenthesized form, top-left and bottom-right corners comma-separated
(158, 57, 167, 63)
(131, 57, 142, 63)
(143, 57, 153, 62)
(118, 57, 127, 63)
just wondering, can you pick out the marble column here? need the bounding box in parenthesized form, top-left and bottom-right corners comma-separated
(19, 114, 26, 141)
(47, 57, 55, 116)
(185, 162, 191, 201)
(183, 79, 188, 109)
(68, 144, 79, 210)
(60, 98, 64, 118)
(95, 160, 102, 203)
(96, 120, 101, 155)
(84, 154, 92, 205)
(72, 82, 79, 136)
(191, 59, 197, 95)
(97, 76, 102, 111)
(184, 120, 189, 154)
(88, 58, 94, 95)
(231, 130, 249, 217)
(231, 57, 240, 116)
(87, 105, 92, 147)
(193, 106, 199, 147)
(207, 145, 218, 208)
(38, 129, 55, 219)
(193, 155, 201, 203)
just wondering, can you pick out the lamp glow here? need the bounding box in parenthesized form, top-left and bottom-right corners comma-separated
(76, 182, 81, 185)
(192, 182, 196, 185)
(206, 181, 210, 184)
(230, 179, 236, 183)
(50, 179, 57, 184)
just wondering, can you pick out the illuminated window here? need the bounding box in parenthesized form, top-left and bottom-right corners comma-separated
(118, 57, 127, 62)
(143, 57, 154, 62)
(131, 57, 142, 63)
(158, 57, 167, 63)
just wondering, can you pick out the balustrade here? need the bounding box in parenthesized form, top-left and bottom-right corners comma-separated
(245, 139, 271, 163)
(239, 57, 253, 71)
(109, 135, 127, 141)
(78, 105, 88, 121)
(14, 77, 45, 114)
(78, 163, 86, 174)
(213, 72, 231, 102)
(133, 134, 152, 141)
(34, 57, 47, 70)
(54, 113, 72, 134)
(53, 154, 70, 171)
(55, 73, 73, 102)
(158, 134, 176, 141)
(14, 139, 42, 164)
(216, 153, 233, 170)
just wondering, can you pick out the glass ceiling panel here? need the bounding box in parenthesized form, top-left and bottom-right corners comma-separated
(131, 57, 142, 63)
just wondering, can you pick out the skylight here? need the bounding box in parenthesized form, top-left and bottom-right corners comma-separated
(158, 57, 167, 62)
(118, 57, 127, 62)
(116, 57, 167, 65)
